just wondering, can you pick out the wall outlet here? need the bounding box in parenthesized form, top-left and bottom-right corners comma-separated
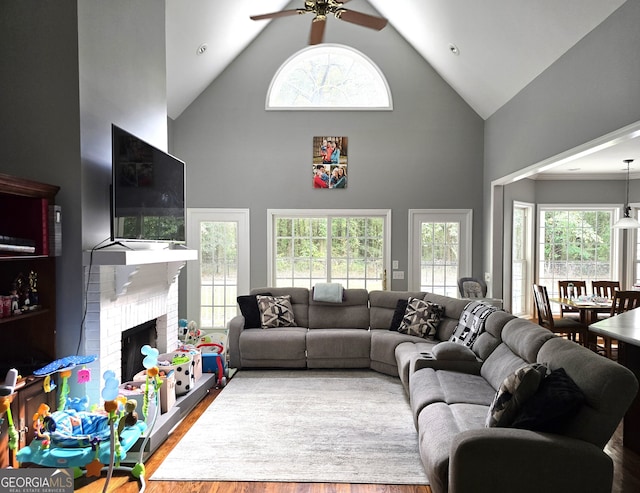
(392, 271, 404, 280)
(484, 272, 491, 282)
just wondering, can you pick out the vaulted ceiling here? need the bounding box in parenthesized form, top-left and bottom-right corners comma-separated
(166, 0, 637, 178)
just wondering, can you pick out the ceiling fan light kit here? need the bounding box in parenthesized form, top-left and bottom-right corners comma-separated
(612, 159, 640, 229)
(250, 0, 388, 46)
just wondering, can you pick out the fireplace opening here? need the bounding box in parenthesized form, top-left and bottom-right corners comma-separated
(122, 319, 158, 383)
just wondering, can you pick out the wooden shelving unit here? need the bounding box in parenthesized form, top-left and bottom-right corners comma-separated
(0, 172, 59, 467)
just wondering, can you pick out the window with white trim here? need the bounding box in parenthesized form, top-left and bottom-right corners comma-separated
(267, 44, 392, 110)
(537, 206, 619, 298)
(512, 202, 534, 316)
(268, 210, 391, 289)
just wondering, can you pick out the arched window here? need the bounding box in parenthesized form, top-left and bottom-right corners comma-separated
(266, 44, 392, 110)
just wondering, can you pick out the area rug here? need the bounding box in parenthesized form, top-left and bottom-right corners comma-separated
(151, 370, 429, 485)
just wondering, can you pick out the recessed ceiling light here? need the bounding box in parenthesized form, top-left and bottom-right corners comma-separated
(448, 43, 460, 56)
(196, 43, 208, 56)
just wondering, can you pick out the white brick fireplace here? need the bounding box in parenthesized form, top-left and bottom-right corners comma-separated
(82, 248, 197, 404)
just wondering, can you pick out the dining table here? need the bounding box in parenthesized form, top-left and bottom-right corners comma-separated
(549, 296, 612, 324)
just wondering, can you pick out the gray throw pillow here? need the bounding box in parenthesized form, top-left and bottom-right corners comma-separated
(485, 363, 548, 428)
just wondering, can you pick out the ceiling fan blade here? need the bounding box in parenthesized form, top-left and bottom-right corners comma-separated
(250, 9, 307, 21)
(309, 17, 327, 45)
(335, 9, 388, 31)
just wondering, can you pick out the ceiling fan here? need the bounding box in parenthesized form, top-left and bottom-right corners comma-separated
(250, 0, 388, 45)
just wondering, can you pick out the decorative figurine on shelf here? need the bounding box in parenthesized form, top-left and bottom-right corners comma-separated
(13, 273, 27, 311)
(9, 283, 20, 315)
(29, 270, 39, 307)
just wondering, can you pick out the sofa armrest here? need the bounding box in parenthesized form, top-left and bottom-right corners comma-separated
(413, 356, 482, 375)
(227, 314, 246, 369)
(449, 427, 613, 493)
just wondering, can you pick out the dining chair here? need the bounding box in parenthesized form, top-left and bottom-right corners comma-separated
(591, 280, 621, 322)
(610, 290, 640, 314)
(592, 280, 620, 299)
(557, 280, 588, 320)
(533, 284, 586, 344)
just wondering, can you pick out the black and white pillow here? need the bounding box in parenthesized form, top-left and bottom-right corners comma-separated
(256, 295, 296, 329)
(397, 297, 444, 339)
(485, 363, 548, 428)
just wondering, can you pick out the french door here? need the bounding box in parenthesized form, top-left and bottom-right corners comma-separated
(187, 209, 250, 330)
(408, 209, 472, 297)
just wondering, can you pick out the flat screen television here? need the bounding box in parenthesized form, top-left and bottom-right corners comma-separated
(111, 124, 186, 243)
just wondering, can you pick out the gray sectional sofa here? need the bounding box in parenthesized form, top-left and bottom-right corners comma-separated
(227, 287, 638, 493)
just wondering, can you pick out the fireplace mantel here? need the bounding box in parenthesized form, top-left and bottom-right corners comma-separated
(83, 246, 197, 299)
(83, 246, 197, 266)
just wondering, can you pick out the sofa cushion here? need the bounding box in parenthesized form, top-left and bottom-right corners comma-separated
(239, 327, 307, 366)
(471, 310, 515, 361)
(306, 328, 371, 368)
(250, 287, 310, 328)
(485, 363, 548, 428)
(237, 293, 271, 328)
(480, 321, 554, 391)
(410, 368, 496, 425)
(423, 293, 470, 340)
(308, 288, 369, 329)
(511, 367, 585, 433)
(398, 297, 443, 338)
(418, 402, 488, 493)
(257, 295, 296, 328)
(432, 341, 477, 361)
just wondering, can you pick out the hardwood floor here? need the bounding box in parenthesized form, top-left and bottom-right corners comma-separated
(73, 385, 640, 493)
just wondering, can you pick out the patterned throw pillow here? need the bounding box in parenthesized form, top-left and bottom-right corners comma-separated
(256, 295, 296, 329)
(485, 363, 548, 428)
(397, 297, 444, 338)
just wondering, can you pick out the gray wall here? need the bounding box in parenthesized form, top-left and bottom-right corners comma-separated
(172, 4, 485, 291)
(485, 0, 640, 297)
(0, 0, 168, 359)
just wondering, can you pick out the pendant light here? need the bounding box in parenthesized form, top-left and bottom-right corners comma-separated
(612, 159, 640, 229)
